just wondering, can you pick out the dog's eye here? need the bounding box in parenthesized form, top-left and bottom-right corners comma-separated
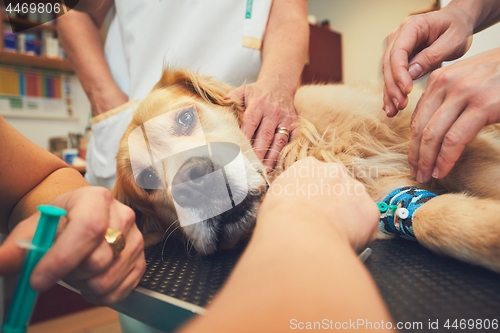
(137, 167, 162, 192)
(178, 109, 195, 127)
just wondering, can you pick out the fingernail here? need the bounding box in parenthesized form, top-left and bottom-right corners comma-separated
(409, 63, 423, 80)
(410, 166, 416, 178)
(383, 105, 390, 114)
(416, 170, 424, 183)
(432, 167, 439, 179)
(397, 82, 406, 95)
(392, 98, 399, 109)
(223, 97, 230, 100)
(31, 273, 51, 291)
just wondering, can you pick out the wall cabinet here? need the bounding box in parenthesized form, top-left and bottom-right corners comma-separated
(0, 9, 73, 71)
(302, 24, 342, 84)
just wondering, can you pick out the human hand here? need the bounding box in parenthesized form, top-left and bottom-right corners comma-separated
(0, 187, 145, 305)
(226, 78, 298, 169)
(383, 6, 473, 117)
(90, 86, 128, 117)
(260, 157, 379, 251)
(408, 48, 500, 183)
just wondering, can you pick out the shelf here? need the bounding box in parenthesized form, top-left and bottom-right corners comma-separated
(0, 51, 73, 71)
(1, 13, 73, 72)
(0, 112, 79, 121)
(302, 24, 342, 84)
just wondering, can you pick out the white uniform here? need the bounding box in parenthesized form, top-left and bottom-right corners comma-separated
(86, 0, 272, 189)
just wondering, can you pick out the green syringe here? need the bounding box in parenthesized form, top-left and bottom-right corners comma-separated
(2, 205, 66, 333)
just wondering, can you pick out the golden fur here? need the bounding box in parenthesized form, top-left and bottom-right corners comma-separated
(113, 69, 500, 272)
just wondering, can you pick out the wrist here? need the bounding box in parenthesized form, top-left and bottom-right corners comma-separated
(257, 72, 300, 96)
(255, 202, 351, 247)
(447, 0, 485, 32)
(87, 80, 121, 101)
(88, 84, 128, 116)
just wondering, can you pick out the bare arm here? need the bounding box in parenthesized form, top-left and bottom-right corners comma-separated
(180, 158, 392, 333)
(182, 214, 391, 333)
(0, 116, 87, 232)
(259, 0, 309, 97)
(463, 0, 500, 33)
(228, 0, 309, 168)
(0, 117, 145, 303)
(58, 1, 128, 116)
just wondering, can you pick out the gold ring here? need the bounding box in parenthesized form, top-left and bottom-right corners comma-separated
(275, 127, 290, 137)
(105, 228, 126, 257)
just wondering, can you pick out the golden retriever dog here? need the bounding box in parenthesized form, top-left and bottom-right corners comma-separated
(113, 69, 500, 273)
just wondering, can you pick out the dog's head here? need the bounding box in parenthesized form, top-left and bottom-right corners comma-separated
(113, 69, 268, 255)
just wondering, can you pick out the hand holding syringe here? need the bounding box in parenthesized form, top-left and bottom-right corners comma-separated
(2, 205, 66, 333)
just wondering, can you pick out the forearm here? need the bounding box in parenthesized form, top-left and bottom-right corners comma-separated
(259, 0, 309, 94)
(8, 168, 89, 231)
(0, 117, 87, 233)
(181, 207, 392, 333)
(447, 0, 500, 33)
(58, 7, 124, 116)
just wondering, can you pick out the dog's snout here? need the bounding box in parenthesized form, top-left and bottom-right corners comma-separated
(177, 157, 212, 184)
(188, 162, 211, 184)
(172, 157, 213, 207)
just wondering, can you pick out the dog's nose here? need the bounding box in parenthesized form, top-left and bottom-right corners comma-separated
(171, 157, 213, 207)
(179, 157, 212, 184)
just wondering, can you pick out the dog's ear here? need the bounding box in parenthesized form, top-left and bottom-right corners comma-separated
(111, 181, 144, 229)
(111, 181, 131, 208)
(111, 181, 163, 247)
(136, 212, 166, 247)
(154, 69, 244, 112)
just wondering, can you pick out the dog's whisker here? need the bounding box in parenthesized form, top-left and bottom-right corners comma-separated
(241, 147, 254, 153)
(261, 158, 283, 162)
(252, 147, 283, 153)
(247, 137, 294, 143)
(161, 221, 180, 263)
(242, 147, 284, 157)
(187, 238, 196, 257)
(244, 148, 283, 156)
(164, 223, 180, 244)
(185, 237, 192, 256)
(161, 221, 179, 242)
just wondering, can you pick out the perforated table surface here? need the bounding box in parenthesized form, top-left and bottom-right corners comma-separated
(111, 238, 500, 333)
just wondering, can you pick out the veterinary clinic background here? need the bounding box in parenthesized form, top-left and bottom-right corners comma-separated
(2, 0, 500, 332)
